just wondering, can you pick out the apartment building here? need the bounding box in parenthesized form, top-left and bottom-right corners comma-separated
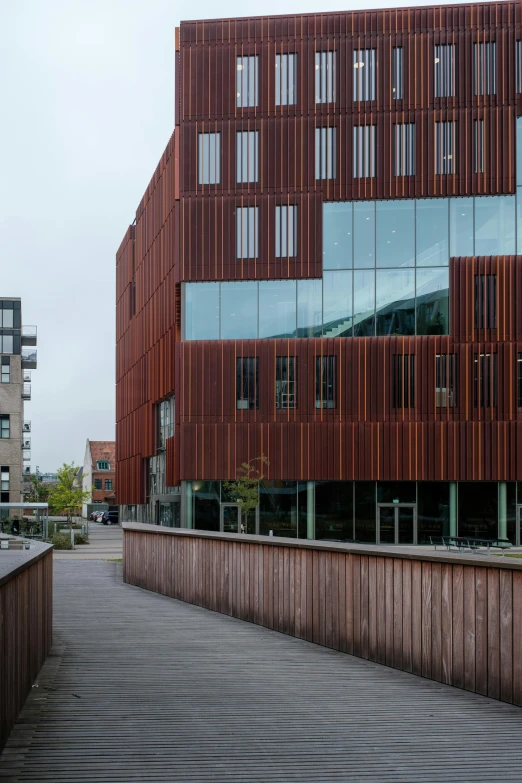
(81, 440, 116, 517)
(117, 2, 522, 543)
(0, 298, 37, 516)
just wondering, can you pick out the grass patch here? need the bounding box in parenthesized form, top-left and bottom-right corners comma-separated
(492, 552, 522, 559)
(107, 558, 123, 562)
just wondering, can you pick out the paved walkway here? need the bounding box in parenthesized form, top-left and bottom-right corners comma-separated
(52, 520, 122, 560)
(2, 560, 522, 782)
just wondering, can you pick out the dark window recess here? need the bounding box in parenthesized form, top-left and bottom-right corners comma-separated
(1, 356, 10, 384)
(0, 415, 10, 439)
(518, 353, 522, 408)
(474, 353, 497, 408)
(436, 353, 457, 408)
(392, 354, 415, 408)
(474, 119, 484, 174)
(474, 274, 496, 329)
(316, 356, 336, 409)
(275, 357, 297, 409)
(1, 492, 9, 503)
(236, 357, 259, 410)
(94, 479, 102, 490)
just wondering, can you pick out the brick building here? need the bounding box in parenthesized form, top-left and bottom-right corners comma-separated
(82, 440, 116, 517)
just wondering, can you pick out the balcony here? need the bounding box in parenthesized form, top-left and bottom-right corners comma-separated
(23, 421, 31, 433)
(21, 325, 37, 346)
(23, 450, 31, 462)
(21, 348, 37, 369)
(23, 370, 31, 382)
(23, 465, 31, 476)
(22, 382, 31, 400)
(22, 438, 31, 450)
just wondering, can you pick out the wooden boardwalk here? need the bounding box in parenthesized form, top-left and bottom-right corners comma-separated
(2, 560, 522, 783)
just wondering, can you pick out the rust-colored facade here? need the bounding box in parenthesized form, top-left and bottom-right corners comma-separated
(117, 3, 522, 542)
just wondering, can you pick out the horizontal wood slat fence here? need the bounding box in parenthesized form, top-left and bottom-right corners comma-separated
(123, 525, 522, 706)
(0, 545, 53, 750)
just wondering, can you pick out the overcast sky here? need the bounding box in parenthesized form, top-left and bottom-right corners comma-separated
(1, 0, 476, 473)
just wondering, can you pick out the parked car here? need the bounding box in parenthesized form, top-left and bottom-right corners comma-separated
(100, 510, 119, 526)
(90, 510, 103, 521)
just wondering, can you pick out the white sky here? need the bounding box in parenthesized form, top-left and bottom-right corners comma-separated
(0, 0, 484, 472)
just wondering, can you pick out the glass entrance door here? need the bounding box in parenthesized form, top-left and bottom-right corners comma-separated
(220, 504, 241, 533)
(377, 504, 416, 544)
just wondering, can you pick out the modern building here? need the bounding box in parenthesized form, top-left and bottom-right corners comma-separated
(117, 1, 522, 544)
(0, 298, 37, 518)
(81, 440, 116, 517)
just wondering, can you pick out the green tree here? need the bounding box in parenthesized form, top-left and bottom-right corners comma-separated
(49, 463, 90, 526)
(25, 473, 51, 504)
(223, 456, 269, 534)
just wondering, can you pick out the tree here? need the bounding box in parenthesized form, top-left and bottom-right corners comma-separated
(25, 473, 51, 504)
(222, 456, 269, 534)
(49, 463, 90, 526)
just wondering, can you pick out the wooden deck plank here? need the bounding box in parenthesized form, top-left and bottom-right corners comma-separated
(2, 560, 522, 783)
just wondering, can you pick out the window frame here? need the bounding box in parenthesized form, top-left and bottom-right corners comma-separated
(1, 356, 9, 384)
(275, 205, 297, 258)
(198, 132, 221, 186)
(474, 273, 497, 330)
(236, 130, 259, 184)
(474, 352, 497, 408)
(393, 123, 415, 177)
(435, 120, 457, 175)
(236, 56, 259, 108)
(236, 206, 259, 260)
(96, 461, 110, 471)
(315, 126, 336, 180)
(236, 357, 259, 410)
(315, 355, 337, 409)
(353, 48, 376, 102)
(392, 354, 415, 409)
(315, 51, 336, 104)
(392, 47, 403, 99)
(436, 353, 457, 408)
(353, 125, 376, 179)
(275, 356, 297, 410)
(275, 53, 297, 106)
(434, 43, 456, 98)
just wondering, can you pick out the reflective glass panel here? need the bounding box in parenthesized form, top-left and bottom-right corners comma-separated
(314, 481, 353, 540)
(375, 269, 415, 336)
(416, 268, 449, 335)
(323, 203, 352, 269)
(449, 198, 474, 257)
(417, 482, 450, 543)
(193, 480, 220, 532)
(416, 198, 449, 266)
(259, 481, 298, 537)
(475, 195, 516, 256)
(259, 280, 297, 338)
(185, 284, 220, 340)
(376, 200, 415, 267)
(2, 310, 13, 328)
(517, 188, 522, 254)
(458, 481, 498, 539)
(377, 482, 416, 503)
(297, 279, 322, 337)
(322, 271, 352, 337)
(354, 482, 376, 542)
(221, 282, 258, 339)
(353, 270, 375, 336)
(353, 201, 375, 268)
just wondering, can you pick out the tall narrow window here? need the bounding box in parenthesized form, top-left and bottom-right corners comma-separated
(353, 49, 376, 101)
(392, 354, 415, 408)
(236, 357, 259, 410)
(237, 56, 258, 108)
(473, 41, 496, 96)
(315, 127, 336, 180)
(198, 133, 220, 185)
(275, 205, 297, 258)
(236, 131, 259, 183)
(474, 120, 485, 174)
(392, 47, 403, 99)
(275, 357, 297, 409)
(1, 467, 9, 492)
(474, 274, 497, 329)
(436, 354, 457, 408)
(515, 41, 522, 95)
(353, 125, 376, 178)
(0, 415, 9, 439)
(94, 479, 102, 490)
(435, 121, 456, 174)
(518, 353, 522, 408)
(105, 479, 113, 491)
(394, 123, 415, 176)
(275, 53, 297, 106)
(316, 356, 336, 409)
(434, 44, 456, 97)
(1, 357, 9, 384)
(315, 51, 336, 104)
(474, 353, 497, 407)
(158, 396, 174, 449)
(236, 207, 259, 259)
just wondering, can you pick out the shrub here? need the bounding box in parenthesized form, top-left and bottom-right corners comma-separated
(49, 531, 89, 549)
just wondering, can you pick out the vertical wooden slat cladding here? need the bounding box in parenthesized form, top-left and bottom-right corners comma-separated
(116, 132, 179, 504)
(0, 547, 53, 751)
(124, 527, 522, 707)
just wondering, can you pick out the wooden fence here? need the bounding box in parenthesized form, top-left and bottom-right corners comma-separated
(0, 544, 53, 750)
(123, 525, 522, 707)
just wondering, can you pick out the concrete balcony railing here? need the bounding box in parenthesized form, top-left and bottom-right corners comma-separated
(23, 421, 31, 433)
(21, 326, 37, 346)
(23, 451, 31, 462)
(23, 466, 31, 476)
(22, 383, 31, 400)
(22, 438, 31, 450)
